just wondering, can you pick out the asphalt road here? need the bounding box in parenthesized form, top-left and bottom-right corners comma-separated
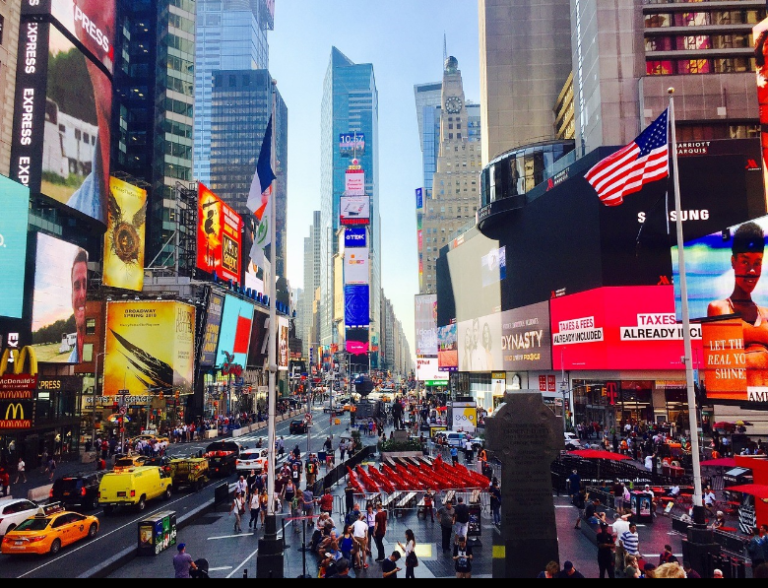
(0, 404, 355, 579)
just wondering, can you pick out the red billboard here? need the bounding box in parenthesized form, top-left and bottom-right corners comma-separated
(197, 184, 242, 283)
(551, 286, 703, 370)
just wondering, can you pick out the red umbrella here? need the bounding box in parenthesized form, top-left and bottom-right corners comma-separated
(726, 484, 768, 500)
(700, 458, 737, 468)
(569, 449, 631, 461)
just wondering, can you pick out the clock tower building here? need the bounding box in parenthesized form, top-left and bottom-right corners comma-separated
(418, 56, 482, 294)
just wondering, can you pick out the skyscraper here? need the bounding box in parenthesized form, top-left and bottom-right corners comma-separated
(301, 211, 321, 361)
(0, 2, 21, 176)
(320, 47, 380, 368)
(414, 82, 443, 196)
(194, 0, 274, 185)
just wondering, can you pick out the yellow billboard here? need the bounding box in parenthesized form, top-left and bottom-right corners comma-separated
(103, 177, 147, 291)
(104, 301, 195, 396)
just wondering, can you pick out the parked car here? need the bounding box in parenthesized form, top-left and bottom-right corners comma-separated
(236, 449, 269, 473)
(0, 499, 42, 537)
(564, 432, 582, 451)
(49, 471, 106, 511)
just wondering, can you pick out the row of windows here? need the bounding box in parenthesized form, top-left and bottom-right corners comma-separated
(165, 97, 193, 118)
(645, 9, 766, 28)
(164, 119, 193, 139)
(169, 0, 196, 16)
(645, 33, 753, 52)
(166, 34, 194, 56)
(168, 13, 195, 35)
(646, 57, 754, 75)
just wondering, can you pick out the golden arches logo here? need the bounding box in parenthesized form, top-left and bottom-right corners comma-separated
(0, 347, 38, 377)
(4, 403, 24, 420)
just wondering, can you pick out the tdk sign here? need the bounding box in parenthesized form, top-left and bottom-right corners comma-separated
(345, 228, 367, 248)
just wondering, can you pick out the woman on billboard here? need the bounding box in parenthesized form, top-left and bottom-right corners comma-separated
(707, 222, 768, 385)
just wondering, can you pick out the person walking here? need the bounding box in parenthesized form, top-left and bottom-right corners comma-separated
(173, 543, 198, 579)
(596, 522, 616, 579)
(248, 488, 260, 530)
(0, 468, 9, 497)
(351, 513, 370, 570)
(231, 490, 245, 533)
(453, 496, 470, 542)
(373, 503, 388, 562)
(13, 457, 26, 484)
(398, 529, 417, 579)
(365, 503, 376, 554)
(381, 551, 402, 579)
(619, 522, 641, 567)
(452, 535, 473, 578)
(259, 487, 269, 528)
(489, 479, 502, 526)
(437, 499, 456, 554)
(302, 485, 316, 528)
(47, 457, 56, 483)
(748, 528, 765, 569)
(423, 487, 436, 522)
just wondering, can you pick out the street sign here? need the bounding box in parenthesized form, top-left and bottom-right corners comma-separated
(118, 389, 129, 395)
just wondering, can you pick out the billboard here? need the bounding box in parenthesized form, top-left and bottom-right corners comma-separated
(551, 286, 702, 370)
(278, 316, 289, 371)
(339, 133, 365, 156)
(344, 284, 370, 328)
(437, 323, 458, 372)
(104, 301, 195, 396)
(672, 215, 768, 401)
(200, 291, 224, 367)
(415, 294, 438, 357)
(12, 22, 114, 225)
(344, 248, 369, 285)
(22, 0, 116, 74)
(247, 311, 269, 368)
(340, 196, 370, 226)
(416, 188, 424, 211)
(215, 295, 254, 369)
(346, 328, 369, 355)
(344, 227, 367, 249)
(499, 302, 552, 371)
(755, 17, 768, 196)
(345, 169, 365, 196)
(0, 176, 30, 319)
(31, 233, 88, 364)
(416, 357, 447, 384)
(458, 313, 503, 372)
(102, 177, 146, 291)
(197, 184, 243, 283)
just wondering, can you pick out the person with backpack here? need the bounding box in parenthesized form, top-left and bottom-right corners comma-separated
(573, 489, 587, 530)
(453, 535, 473, 578)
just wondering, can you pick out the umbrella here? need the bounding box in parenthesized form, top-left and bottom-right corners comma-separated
(568, 449, 631, 481)
(700, 458, 737, 468)
(726, 484, 768, 500)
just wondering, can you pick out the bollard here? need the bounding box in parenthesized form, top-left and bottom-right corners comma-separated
(243, 569, 248, 578)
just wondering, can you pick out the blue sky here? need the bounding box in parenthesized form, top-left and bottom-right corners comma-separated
(269, 0, 480, 359)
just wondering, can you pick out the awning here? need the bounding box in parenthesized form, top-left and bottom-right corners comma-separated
(724, 467, 752, 483)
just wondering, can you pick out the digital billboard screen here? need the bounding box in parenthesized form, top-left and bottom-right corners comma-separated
(344, 248, 369, 285)
(344, 284, 370, 328)
(31, 233, 88, 364)
(437, 323, 458, 372)
(415, 294, 438, 357)
(215, 295, 254, 369)
(345, 169, 365, 196)
(339, 133, 365, 156)
(197, 184, 243, 283)
(104, 301, 195, 396)
(551, 286, 702, 371)
(0, 177, 30, 319)
(200, 291, 224, 367)
(416, 357, 447, 384)
(346, 328, 369, 355)
(344, 227, 367, 249)
(247, 310, 269, 368)
(499, 301, 552, 371)
(278, 316, 289, 371)
(340, 196, 370, 226)
(102, 177, 146, 291)
(457, 313, 503, 372)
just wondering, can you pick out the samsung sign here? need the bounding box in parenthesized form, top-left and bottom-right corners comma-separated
(345, 227, 367, 249)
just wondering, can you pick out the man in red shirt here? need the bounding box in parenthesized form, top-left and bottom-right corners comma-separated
(320, 488, 334, 515)
(373, 503, 388, 562)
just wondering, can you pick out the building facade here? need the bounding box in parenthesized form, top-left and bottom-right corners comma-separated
(301, 211, 321, 361)
(0, 1, 20, 176)
(194, 0, 273, 185)
(414, 82, 443, 196)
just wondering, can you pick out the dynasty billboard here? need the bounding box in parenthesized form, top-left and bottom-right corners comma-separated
(215, 295, 253, 370)
(11, 21, 113, 225)
(551, 286, 702, 371)
(102, 177, 147, 291)
(200, 291, 224, 367)
(415, 294, 438, 357)
(31, 233, 88, 364)
(104, 301, 195, 396)
(197, 184, 243, 283)
(0, 176, 30, 319)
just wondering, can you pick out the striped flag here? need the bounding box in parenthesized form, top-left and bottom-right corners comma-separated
(247, 116, 276, 219)
(585, 109, 669, 206)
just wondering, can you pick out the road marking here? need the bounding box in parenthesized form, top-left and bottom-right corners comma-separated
(208, 532, 255, 540)
(209, 566, 234, 572)
(227, 547, 259, 579)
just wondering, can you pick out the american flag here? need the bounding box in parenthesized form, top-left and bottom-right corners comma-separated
(585, 109, 669, 206)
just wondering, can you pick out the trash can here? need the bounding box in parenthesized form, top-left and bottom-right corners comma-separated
(138, 511, 177, 556)
(630, 491, 654, 524)
(318, 451, 327, 465)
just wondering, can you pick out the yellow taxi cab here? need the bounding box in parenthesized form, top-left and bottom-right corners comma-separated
(113, 454, 148, 472)
(342, 403, 354, 412)
(0, 503, 99, 556)
(130, 433, 170, 446)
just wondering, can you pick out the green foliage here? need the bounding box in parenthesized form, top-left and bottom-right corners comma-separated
(42, 171, 85, 188)
(47, 46, 97, 125)
(380, 439, 422, 453)
(32, 314, 76, 345)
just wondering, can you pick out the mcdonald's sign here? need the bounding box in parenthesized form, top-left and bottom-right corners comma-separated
(0, 347, 38, 392)
(0, 401, 32, 429)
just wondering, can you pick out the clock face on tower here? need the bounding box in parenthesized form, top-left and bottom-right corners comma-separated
(445, 96, 463, 114)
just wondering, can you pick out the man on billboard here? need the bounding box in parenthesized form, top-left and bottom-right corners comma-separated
(69, 247, 89, 362)
(707, 222, 768, 386)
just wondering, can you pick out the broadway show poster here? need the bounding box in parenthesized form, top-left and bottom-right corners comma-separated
(197, 184, 242, 283)
(102, 177, 146, 291)
(278, 316, 289, 371)
(104, 301, 195, 396)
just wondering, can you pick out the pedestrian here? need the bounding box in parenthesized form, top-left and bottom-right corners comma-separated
(365, 503, 376, 551)
(173, 543, 198, 579)
(248, 488, 260, 530)
(231, 490, 245, 533)
(489, 479, 502, 526)
(566, 468, 581, 502)
(0, 468, 9, 497)
(659, 544, 678, 565)
(13, 457, 26, 484)
(351, 513, 370, 570)
(437, 499, 456, 553)
(319, 487, 334, 516)
(48, 457, 56, 482)
(340, 525, 355, 561)
(302, 485, 316, 528)
(373, 502, 388, 562)
(450, 445, 459, 466)
(452, 535, 473, 578)
(612, 513, 631, 576)
(536, 561, 560, 578)
(557, 560, 585, 579)
(381, 551, 402, 579)
(327, 557, 351, 579)
(619, 522, 641, 566)
(423, 487, 436, 522)
(596, 522, 615, 579)
(41, 449, 49, 473)
(398, 529, 417, 579)
(573, 489, 587, 530)
(259, 487, 269, 528)
(236, 475, 247, 498)
(682, 561, 702, 579)
(453, 496, 470, 543)
(748, 528, 765, 569)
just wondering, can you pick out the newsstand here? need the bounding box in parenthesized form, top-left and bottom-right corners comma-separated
(630, 491, 654, 524)
(138, 511, 178, 555)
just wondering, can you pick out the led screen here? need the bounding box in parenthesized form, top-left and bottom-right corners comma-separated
(247, 310, 269, 368)
(215, 295, 254, 369)
(416, 357, 447, 383)
(344, 248, 369, 285)
(346, 328, 369, 355)
(31, 233, 88, 364)
(437, 323, 458, 372)
(340, 196, 370, 226)
(415, 294, 438, 357)
(457, 313, 503, 372)
(344, 227, 367, 249)
(200, 291, 224, 367)
(0, 177, 30, 319)
(102, 177, 146, 291)
(344, 285, 370, 328)
(278, 316, 289, 371)
(197, 184, 243, 283)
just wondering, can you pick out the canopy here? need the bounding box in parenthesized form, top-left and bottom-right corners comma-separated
(700, 458, 737, 468)
(726, 484, 768, 500)
(568, 449, 631, 461)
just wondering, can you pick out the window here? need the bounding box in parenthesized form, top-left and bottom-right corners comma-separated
(86, 318, 97, 335)
(0, 14, 4, 45)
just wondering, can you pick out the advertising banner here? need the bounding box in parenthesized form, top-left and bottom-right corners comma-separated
(104, 301, 195, 396)
(346, 328, 369, 355)
(457, 314, 503, 372)
(344, 227, 367, 249)
(339, 133, 365, 157)
(416, 188, 424, 211)
(416, 357, 447, 383)
(215, 295, 254, 370)
(278, 316, 289, 371)
(197, 184, 242, 283)
(340, 196, 370, 226)
(344, 284, 370, 328)
(22, 0, 116, 74)
(415, 294, 438, 357)
(344, 247, 369, 285)
(345, 169, 365, 196)
(451, 401, 477, 434)
(200, 291, 224, 367)
(0, 177, 30, 319)
(102, 177, 146, 291)
(702, 320, 748, 400)
(551, 286, 702, 370)
(437, 323, 458, 372)
(499, 301, 552, 371)
(31, 233, 88, 364)
(247, 310, 269, 368)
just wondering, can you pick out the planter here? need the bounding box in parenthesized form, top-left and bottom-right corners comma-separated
(381, 451, 423, 460)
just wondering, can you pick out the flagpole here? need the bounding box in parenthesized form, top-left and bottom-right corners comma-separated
(668, 88, 705, 524)
(267, 82, 278, 520)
